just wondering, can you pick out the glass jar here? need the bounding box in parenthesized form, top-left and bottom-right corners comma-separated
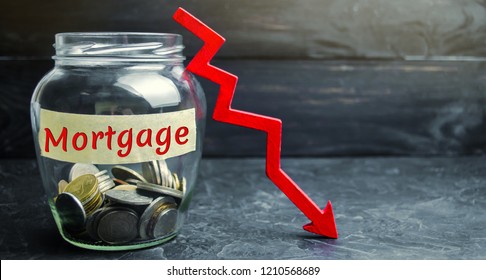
(30, 33, 206, 250)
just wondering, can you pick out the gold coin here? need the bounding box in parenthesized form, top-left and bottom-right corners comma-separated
(112, 184, 137, 191)
(64, 174, 98, 201)
(83, 192, 101, 209)
(81, 188, 100, 206)
(85, 194, 103, 216)
(84, 191, 103, 209)
(181, 177, 187, 194)
(87, 194, 103, 213)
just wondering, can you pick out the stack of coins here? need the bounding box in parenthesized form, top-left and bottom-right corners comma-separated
(142, 160, 186, 193)
(64, 174, 103, 216)
(56, 174, 103, 231)
(96, 170, 115, 193)
(83, 187, 153, 244)
(139, 196, 178, 239)
(54, 161, 187, 245)
(86, 206, 140, 244)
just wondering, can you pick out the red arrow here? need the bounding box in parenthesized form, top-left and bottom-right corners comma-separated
(173, 7, 338, 238)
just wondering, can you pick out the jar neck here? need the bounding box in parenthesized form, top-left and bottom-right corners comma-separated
(54, 58, 184, 68)
(53, 32, 185, 66)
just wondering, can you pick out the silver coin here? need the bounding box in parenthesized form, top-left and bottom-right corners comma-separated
(99, 180, 116, 193)
(149, 207, 178, 238)
(86, 208, 105, 240)
(55, 192, 86, 232)
(165, 171, 174, 189)
(105, 189, 154, 206)
(99, 179, 114, 188)
(69, 163, 100, 182)
(172, 173, 180, 190)
(139, 196, 176, 239)
(95, 170, 108, 177)
(157, 160, 169, 186)
(111, 165, 147, 183)
(136, 181, 183, 199)
(97, 208, 139, 244)
(99, 183, 114, 192)
(126, 178, 142, 185)
(152, 160, 162, 185)
(96, 174, 111, 183)
(99, 186, 114, 194)
(142, 161, 158, 184)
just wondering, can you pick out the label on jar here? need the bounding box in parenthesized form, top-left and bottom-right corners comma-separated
(38, 108, 197, 164)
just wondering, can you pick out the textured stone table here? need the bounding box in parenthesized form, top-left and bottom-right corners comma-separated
(1, 157, 485, 259)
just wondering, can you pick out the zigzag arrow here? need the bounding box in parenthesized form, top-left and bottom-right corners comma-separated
(173, 7, 338, 238)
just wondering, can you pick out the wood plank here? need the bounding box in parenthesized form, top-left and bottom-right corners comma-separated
(1, 0, 486, 59)
(1, 59, 486, 158)
(204, 59, 486, 156)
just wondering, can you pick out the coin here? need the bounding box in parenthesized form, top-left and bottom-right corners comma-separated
(158, 160, 171, 187)
(139, 196, 176, 239)
(69, 163, 100, 182)
(152, 160, 162, 185)
(125, 178, 142, 185)
(105, 189, 154, 206)
(148, 206, 178, 238)
(142, 161, 158, 184)
(136, 181, 183, 199)
(58, 180, 69, 194)
(97, 208, 139, 244)
(172, 173, 180, 190)
(96, 174, 111, 183)
(95, 170, 108, 177)
(98, 180, 115, 193)
(64, 174, 98, 202)
(81, 188, 101, 206)
(113, 178, 128, 185)
(86, 208, 104, 240)
(55, 192, 86, 232)
(181, 177, 187, 194)
(95, 171, 115, 193)
(112, 184, 137, 191)
(166, 173, 174, 189)
(111, 165, 147, 183)
(159, 159, 174, 186)
(84, 192, 104, 215)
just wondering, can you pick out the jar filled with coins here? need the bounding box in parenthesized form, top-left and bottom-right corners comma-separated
(30, 33, 206, 250)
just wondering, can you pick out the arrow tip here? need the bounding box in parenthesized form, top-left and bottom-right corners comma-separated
(303, 200, 338, 238)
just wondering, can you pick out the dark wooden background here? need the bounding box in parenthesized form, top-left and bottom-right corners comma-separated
(1, 0, 486, 158)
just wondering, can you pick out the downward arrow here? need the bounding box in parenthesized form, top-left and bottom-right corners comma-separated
(173, 7, 338, 238)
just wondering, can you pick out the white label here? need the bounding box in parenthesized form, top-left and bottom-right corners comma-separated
(38, 108, 197, 164)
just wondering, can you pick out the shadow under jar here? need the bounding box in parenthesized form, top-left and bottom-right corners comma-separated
(30, 33, 206, 250)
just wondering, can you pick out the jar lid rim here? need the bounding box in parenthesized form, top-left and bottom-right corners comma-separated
(54, 32, 184, 60)
(55, 32, 182, 38)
